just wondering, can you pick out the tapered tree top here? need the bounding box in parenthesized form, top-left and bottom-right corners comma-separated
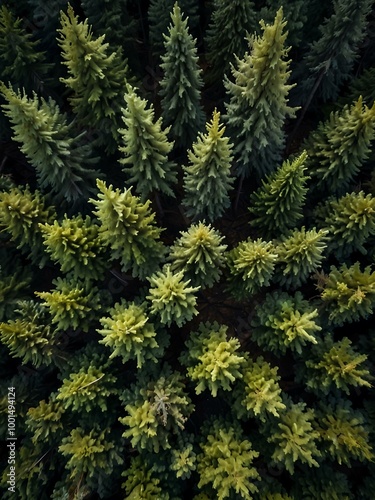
(224, 8, 298, 180)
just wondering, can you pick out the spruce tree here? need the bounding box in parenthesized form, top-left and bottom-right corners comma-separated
(57, 4, 130, 152)
(0, 83, 98, 203)
(118, 84, 177, 201)
(224, 8, 298, 180)
(182, 109, 235, 222)
(204, 0, 257, 83)
(159, 2, 205, 151)
(249, 151, 309, 238)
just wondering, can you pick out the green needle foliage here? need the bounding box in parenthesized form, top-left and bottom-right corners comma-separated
(118, 84, 177, 200)
(167, 221, 227, 289)
(119, 366, 194, 452)
(0, 255, 31, 321)
(97, 299, 165, 368)
(205, 0, 257, 83)
(197, 418, 260, 500)
(304, 97, 375, 194)
(89, 179, 166, 279)
(0, 5, 52, 92)
(274, 227, 329, 289)
(318, 262, 375, 325)
(57, 4, 129, 152)
(291, 465, 354, 500)
(180, 321, 245, 397)
(0, 185, 56, 265)
(35, 277, 103, 332)
(0, 83, 98, 203)
(122, 455, 167, 499)
(263, 400, 321, 474)
(315, 398, 374, 466)
(297, 335, 372, 395)
(224, 8, 298, 180)
(26, 395, 65, 445)
(170, 440, 197, 479)
(182, 109, 235, 222)
(249, 151, 309, 238)
(159, 2, 205, 150)
(226, 238, 278, 298)
(251, 291, 322, 355)
(146, 264, 200, 327)
(39, 214, 107, 281)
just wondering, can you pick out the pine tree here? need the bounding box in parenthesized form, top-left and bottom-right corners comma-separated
(0, 252, 31, 321)
(0, 83, 99, 203)
(146, 264, 200, 327)
(182, 109, 235, 222)
(180, 321, 245, 397)
(224, 8, 298, 180)
(342, 66, 375, 106)
(159, 2, 205, 151)
(204, 0, 257, 83)
(292, 465, 354, 500)
(304, 97, 375, 194)
(57, 4, 130, 152)
(167, 221, 227, 289)
(122, 455, 167, 499)
(249, 151, 309, 238)
(89, 179, 166, 279)
(118, 84, 177, 200)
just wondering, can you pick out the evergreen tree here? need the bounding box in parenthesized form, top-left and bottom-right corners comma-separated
(204, 0, 257, 83)
(0, 253, 31, 321)
(249, 151, 309, 238)
(342, 66, 375, 106)
(118, 84, 177, 200)
(180, 321, 245, 397)
(182, 109, 235, 222)
(224, 8, 298, 180)
(167, 221, 227, 289)
(159, 2, 205, 151)
(57, 4, 129, 152)
(292, 465, 354, 500)
(0, 83, 99, 203)
(89, 179, 166, 279)
(304, 97, 375, 194)
(122, 455, 167, 499)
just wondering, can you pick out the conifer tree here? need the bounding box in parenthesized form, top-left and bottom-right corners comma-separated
(182, 109, 234, 222)
(89, 179, 166, 279)
(292, 465, 354, 500)
(159, 3, 205, 151)
(167, 221, 227, 289)
(204, 0, 257, 83)
(57, 4, 130, 152)
(343, 66, 375, 106)
(0, 84, 98, 203)
(304, 97, 375, 194)
(122, 455, 167, 499)
(146, 264, 200, 327)
(26, 395, 65, 446)
(180, 321, 245, 397)
(0, 253, 31, 321)
(118, 84, 177, 200)
(249, 151, 309, 238)
(224, 8, 298, 180)
(251, 291, 321, 355)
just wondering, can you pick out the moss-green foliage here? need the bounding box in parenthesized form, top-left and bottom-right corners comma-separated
(224, 8, 298, 179)
(291, 465, 354, 500)
(315, 398, 374, 465)
(249, 151, 309, 238)
(251, 291, 321, 355)
(26, 395, 65, 445)
(90, 179, 166, 278)
(180, 321, 245, 397)
(0, 84, 98, 203)
(304, 97, 375, 194)
(57, 4, 129, 152)
(227, 238, 278, 298)
(35, 277, 103, 332)
(343, 66, 375, 106)
(274, 227, 328, 289)
(39, 214, 107, 281)
(122, 455, 168, 499)
(146, 264, 200, 327)
(182, 109, 234, 222)
(0, 254, 31, 321)
(197, 418, 260, 499)
(119, 366, 194, 452)
(167, 221, 227, 289)
(159, 3, 204, 150)
(170, 441, 197, 479)
(205, 0, 257, 83)
(118, 84, 177, 200)
(297, 335, 372, 395)
(318, 262, 375, 325)
(97, 299, 165, 368)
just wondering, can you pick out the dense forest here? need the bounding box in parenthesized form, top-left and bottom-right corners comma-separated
(1, 0, 375, 498)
